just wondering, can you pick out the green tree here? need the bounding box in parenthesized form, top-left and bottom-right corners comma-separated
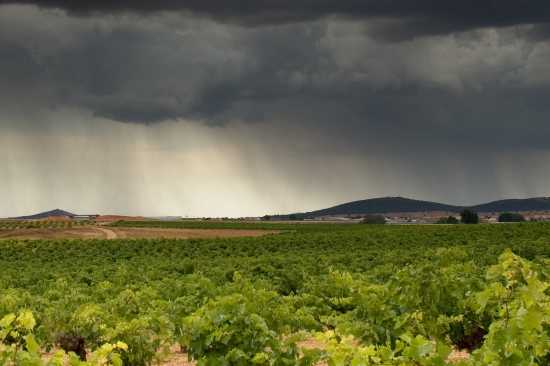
(460, 209, 479, 224)
(360, 215, 386, 225)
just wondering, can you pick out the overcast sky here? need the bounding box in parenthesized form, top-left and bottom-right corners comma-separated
(1, 1, 550, 217)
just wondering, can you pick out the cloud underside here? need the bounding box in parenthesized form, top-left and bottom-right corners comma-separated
(0, 3, 549, 152)
(2, 0, 550, 36)
(1, 2, 550, 215)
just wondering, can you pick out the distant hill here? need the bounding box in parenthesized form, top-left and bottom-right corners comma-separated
(472, 197, 550, 213)
(290, 197, 462, 219)
(284, 196, 550, 219)
(11, 209, 76, 220)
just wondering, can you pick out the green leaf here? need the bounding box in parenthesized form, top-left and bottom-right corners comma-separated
(17, 310, 36, 331)
(0, 314, 16, 328)
(25, 334, 40, 354)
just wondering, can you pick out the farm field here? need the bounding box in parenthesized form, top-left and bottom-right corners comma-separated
(1, 222, 550, 365)
(0, 221, 279, 240)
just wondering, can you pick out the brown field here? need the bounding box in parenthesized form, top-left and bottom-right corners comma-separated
(95, 215, 147, 223)
(0, 226, 279, 240)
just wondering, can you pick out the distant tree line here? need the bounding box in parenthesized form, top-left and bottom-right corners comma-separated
(435, 210, 479, 224)
(498, 212, 525, 222)
(266, 209, 527, 225)
(436, 216, 460, 224)
(437, 210, 526, 225)
(360, 214, 386, 225)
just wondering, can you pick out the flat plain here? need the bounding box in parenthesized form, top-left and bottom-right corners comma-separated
(0, 222, 279, 240)
(1, 221, 550, 365)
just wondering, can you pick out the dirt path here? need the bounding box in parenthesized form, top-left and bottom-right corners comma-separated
(93, 227, 118, 239)
(110, 227, 279, 239)
(0, 226, 278, 240)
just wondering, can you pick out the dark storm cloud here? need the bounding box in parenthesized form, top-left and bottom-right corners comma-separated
(0, 11, 334, 124)
(2, 0, 550, 38)
(1, 3, 550, 154)
(526, 24, 550, 41)
(1, 3, 550, 213)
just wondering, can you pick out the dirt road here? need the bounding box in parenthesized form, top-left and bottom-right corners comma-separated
(93, 227, 118, 239)
(0, 226, 279, 240)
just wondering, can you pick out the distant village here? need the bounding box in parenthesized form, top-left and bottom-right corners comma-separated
(5, 201, 550, 225)
(289, 211, 550, 224)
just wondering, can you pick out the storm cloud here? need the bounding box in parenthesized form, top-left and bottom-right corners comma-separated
(0, 2, 549, 216)
(3, 0, 550, 37)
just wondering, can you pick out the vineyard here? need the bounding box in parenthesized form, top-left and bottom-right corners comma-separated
(0, 220, 93, 230)
(1, 222, 550, 365)
(109, 220, 348, 232)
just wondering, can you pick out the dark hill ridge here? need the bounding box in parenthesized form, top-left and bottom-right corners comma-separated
(288, 196, 550, 218)
(11, 209, 76, 220)
(472, 197, 550, 213)
(297, 197, 461, 218)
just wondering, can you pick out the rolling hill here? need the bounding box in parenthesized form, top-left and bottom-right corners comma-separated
(471, 197, 550, 213)
(289, 197, 462, 219)
(11, 209, 76, 220)
(286, 196, 550, 219)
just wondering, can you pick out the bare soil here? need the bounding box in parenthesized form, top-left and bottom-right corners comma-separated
(0, 226, 279, 240)
(40, 339, 468, 365)
(95, 215, 146, 223)
(158, 341, 469, 365)
(0, 227, 103, 240)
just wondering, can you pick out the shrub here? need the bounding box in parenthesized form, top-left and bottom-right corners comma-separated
(180, 293, 300, 366)
(472, 250, 550, 364)
(436, 216, 459, 224)
(1, 311, 127, 366)
(360, 215, 386, 225)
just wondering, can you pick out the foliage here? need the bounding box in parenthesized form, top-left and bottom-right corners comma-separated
(109, 220, 357, 232)
(0, 220, 92, 230)
(436, 216, 459, 224)
(360, 215, 386, 225)
(1, 223, 550, 364)
(180, 293, 300, 366)
(1, 311, 127, 366)
(312, 331, 452, 366)
(461, 210, 480, 224)
(471, 250, 550, 365)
